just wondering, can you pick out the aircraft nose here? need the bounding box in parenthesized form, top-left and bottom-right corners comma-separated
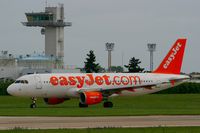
(7, 84, 16, 96)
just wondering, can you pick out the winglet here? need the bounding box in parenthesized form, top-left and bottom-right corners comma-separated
(153, 38, 187, 74)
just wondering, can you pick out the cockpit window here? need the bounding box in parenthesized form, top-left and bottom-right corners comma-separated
(15, 80, 20, 83)
(14, 80, 29, 84)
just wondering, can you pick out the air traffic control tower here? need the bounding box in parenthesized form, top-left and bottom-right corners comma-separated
(22, 4, 71, 68)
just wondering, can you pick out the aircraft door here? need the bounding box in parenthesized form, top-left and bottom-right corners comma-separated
(35, 75, 42, 89)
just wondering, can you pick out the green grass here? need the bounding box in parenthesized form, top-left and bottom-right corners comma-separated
(0, 94, 200, 116)
(2, 127, 200, 133)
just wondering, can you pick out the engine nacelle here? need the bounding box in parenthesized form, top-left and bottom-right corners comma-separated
(44, 98, 68, 105)
(80, 91, 103, 105)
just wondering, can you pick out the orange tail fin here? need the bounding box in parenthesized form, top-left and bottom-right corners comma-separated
(153, 38, 187, 74)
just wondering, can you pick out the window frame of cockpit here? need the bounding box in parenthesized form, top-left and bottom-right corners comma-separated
(14, 80, 29, 84)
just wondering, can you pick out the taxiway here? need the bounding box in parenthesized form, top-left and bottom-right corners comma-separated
(0, 115, 200, 130)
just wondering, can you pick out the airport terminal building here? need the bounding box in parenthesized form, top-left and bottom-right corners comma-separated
(0, 51, 79, 80)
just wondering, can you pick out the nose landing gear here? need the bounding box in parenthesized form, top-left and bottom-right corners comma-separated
(30, 97, 37, 108)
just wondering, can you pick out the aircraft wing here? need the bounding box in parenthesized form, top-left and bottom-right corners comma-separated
(77, 84, 158, 97)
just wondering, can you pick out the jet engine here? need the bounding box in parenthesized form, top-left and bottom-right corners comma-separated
(44, 98, 69, 105)
(80, 91, 103, 105)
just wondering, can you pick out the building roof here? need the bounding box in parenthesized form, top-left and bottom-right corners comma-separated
(18, 55, 52, 61)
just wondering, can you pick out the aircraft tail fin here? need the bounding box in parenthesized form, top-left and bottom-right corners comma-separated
(153, 38, 187, 74)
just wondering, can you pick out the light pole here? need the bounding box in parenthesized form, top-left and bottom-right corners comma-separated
(147, 43, 156, 72)
(105, 43, 115, 72)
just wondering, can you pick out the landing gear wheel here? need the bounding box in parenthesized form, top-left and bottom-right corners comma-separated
(30, 97, 37, 108)
(103, 101, 113, 108)
(30, 103, 37, 108)
(79, 102, 88, 108)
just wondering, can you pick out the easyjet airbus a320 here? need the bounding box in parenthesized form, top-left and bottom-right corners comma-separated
(7, 38, 189, 108)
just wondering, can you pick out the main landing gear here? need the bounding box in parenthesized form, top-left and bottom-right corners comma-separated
(103, 101, 113, 108)
(79, 101, 113, 108)
(79, 102, 88, 108)
(103, 95, 113, 108)
(30, 97, 37, 108)
(78, 99, 113, 108)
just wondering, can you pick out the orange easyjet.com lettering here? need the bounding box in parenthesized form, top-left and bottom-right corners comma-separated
(50, 74, 141, 88)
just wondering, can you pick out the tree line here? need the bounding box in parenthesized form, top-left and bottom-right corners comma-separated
(83, 50, 144, 73)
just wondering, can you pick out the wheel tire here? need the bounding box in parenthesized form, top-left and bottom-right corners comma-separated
(103, 101, 113, 108)
(30, 103, 37, 108)
(79, 102, 88, 108)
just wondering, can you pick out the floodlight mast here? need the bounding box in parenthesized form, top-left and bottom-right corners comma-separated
(147, 43, 156, 72)
(105, 43, 115, 72)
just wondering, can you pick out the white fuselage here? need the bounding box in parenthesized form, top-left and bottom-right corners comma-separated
(7, 73, 189, 98)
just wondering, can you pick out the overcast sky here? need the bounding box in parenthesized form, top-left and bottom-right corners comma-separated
(0, 0, 199, 73)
